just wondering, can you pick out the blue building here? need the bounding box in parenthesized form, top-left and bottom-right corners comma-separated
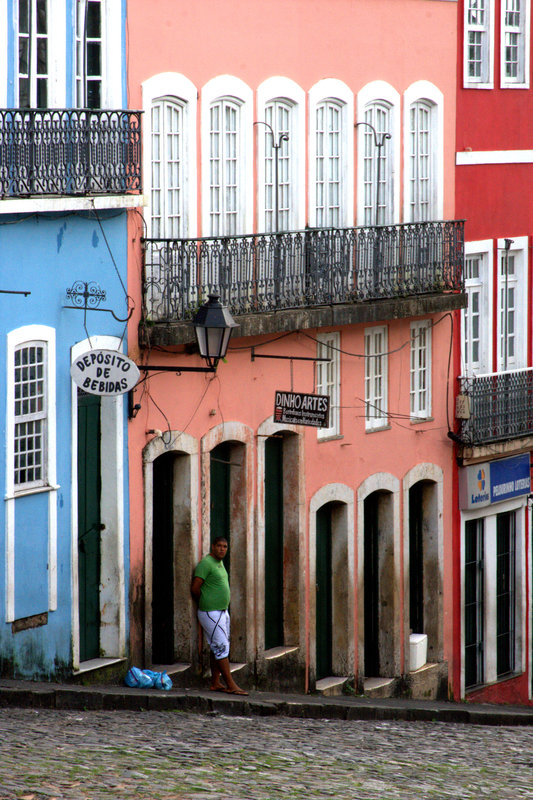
(0, 0, 142, 679)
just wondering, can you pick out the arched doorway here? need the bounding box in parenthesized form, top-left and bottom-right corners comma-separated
(316, 503, 333, 679)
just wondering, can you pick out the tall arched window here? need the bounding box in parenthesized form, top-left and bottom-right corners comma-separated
(209, 97, 241, 236)
(151, 97, 186, 238)
(315, 100, 343, 228)
(408, 101, 435, 223)
(263, 99, 292, 232)
(362, 102, 393, 226)
(309, 80, 353, 229)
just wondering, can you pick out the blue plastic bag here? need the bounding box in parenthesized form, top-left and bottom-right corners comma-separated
(125, 666, 172, 690)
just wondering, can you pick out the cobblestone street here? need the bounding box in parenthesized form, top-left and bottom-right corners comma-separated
(0, 707, 532, 800)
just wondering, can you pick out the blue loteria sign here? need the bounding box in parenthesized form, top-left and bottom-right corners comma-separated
(459, 453, 531, 510)
(490, 453, 531, 504)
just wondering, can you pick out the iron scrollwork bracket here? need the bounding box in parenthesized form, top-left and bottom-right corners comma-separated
(64, 280, 133, 322)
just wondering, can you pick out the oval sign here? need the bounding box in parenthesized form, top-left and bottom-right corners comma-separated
(70, 348, 140, 396)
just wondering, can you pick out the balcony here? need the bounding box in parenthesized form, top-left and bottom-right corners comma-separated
(0, 108, 142, 198)
(142, 220, 464, 341)
(457, 368, 533, 447)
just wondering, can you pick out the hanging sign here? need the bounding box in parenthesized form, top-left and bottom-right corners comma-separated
(70, 349, 140, 396)
(274, 390, 330, 428)
(459, 452, 531, 510)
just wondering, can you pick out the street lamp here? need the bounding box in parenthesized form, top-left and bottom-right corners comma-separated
(355, 121, 391, 227)
(129, 294, 239, 417)
(193, 293, 239, 369)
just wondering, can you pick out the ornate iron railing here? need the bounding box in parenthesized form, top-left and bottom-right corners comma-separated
(143, 220, 464, 321)
(458, 368, 533, 445)
(0, 108, 142, 196)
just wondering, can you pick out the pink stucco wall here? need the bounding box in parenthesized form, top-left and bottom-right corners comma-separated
(126, 0, 458, 680)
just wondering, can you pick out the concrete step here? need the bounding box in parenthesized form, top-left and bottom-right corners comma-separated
(364, 676, 396, 698)
(315, 676, 349, 696)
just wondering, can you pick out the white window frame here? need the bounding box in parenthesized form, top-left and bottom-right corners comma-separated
(73, 0, 123, 108)
(6, 325, 56, 498)
(308, 79, 353, 229)
(460, 499, 526, 697)
(501, 0, 530, 88)
(316, 331, 341, 440)
(462, 239, 493, 376)
(142, 73, 197, 240)
(403, 82, 444, 223)
(257, 77, 305, 233)
(201, 75, 253, 237)
(464, 0, 495, 89)
(15, 0, 65, 108)
(364, 325, 388, 432)
(357, 81, 400, 226)
(497, 236, 527, 371)
(410, 320, 432, 421)
(5, 325, 58, 623)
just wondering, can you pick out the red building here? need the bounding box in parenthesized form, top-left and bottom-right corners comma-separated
(454, 0, 533, 704)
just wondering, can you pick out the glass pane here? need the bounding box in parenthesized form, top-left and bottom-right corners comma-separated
(37, 0, 47, 34)
(19, 0, 29, 33)
(87, 42, 101, 76)
(87, 0, 102, 38)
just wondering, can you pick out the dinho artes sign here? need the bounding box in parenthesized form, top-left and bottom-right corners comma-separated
(70, 349, 140, 396)
(274, 390, 329, 428)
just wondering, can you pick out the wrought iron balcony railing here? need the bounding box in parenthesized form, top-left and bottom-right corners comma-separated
(457, 368, 533, 446)
(0, 108, 142, 197)
(143, 220, 464, 322)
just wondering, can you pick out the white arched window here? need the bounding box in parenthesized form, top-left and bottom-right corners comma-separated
(151, 97, 185, 238)
(202, 76, 253, 237)
(142, 73, 197, 239)
(309, 80, 353, 229)
(404, 82, 443, 223)
(357, 82, 400, 227)
(257, 78, 305, 232)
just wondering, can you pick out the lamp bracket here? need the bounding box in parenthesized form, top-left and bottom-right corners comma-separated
(64, 280, 133, 322)
(138, 364, 216, 374)
(251, 348, 331, 363)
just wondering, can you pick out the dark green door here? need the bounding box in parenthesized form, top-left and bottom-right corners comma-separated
(364, 493, 380, 676)
(77, 391, 101, 662)
(265, 437, 284, 650)
(409, 483, 424, 634)
(210, 443, 231, 571)
(316, 504, 332, 680)
(152, 452, 175, 664)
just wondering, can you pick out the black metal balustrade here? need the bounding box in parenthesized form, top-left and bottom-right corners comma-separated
(143, 220, 464, 322)
(458, 368, 533, 446)
(0, 109, 142, 196)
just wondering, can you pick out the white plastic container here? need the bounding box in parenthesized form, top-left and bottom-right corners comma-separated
(409, 633, 428, 671)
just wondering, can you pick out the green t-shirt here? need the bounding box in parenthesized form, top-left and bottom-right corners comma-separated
(194, 554, 230, 612)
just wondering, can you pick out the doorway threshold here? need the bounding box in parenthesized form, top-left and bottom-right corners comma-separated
(73, 657, 126, 676)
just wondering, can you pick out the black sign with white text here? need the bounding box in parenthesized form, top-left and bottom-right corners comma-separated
(274, 390, 330, 428)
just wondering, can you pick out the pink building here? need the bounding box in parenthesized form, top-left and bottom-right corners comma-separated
(452, 0, 533, 705)
(125, 0, 463, 695)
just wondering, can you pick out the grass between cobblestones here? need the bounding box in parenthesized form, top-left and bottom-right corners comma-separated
(0, 709, 532, 799)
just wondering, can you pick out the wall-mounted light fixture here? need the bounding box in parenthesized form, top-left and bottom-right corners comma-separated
(129, 294, 238, 418)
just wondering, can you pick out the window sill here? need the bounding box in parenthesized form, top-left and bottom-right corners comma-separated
(5, 483, 60, 501)
(365, 424, 391, 434)
(410, 416, 434, 425)
(465, 670, 524, 694)
(317, 433, 343, 443)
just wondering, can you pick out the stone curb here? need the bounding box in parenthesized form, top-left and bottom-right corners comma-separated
(0, 682, 532, 726)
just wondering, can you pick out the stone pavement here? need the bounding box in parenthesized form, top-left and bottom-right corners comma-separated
(0, 703, 532, 800)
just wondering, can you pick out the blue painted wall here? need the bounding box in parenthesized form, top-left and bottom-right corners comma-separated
(0, 210, 130, 678)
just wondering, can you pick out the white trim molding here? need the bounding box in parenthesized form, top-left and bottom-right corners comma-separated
(462, 239, 494, 376)
(5, 325, 57, 622)
(457, 149, 533, 165)
(500, 0, 531, 89)
(70, 335, 126, 668)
